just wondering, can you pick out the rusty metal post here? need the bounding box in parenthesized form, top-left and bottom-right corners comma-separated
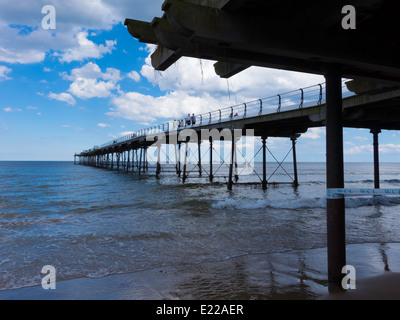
(371, 128, 381, 189)
(325, 65, 346, 289)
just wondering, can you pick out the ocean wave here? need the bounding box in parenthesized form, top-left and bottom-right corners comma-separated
(212, 195, 400, 210)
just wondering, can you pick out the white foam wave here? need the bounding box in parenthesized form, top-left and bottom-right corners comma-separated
(212, 195, 400, 210)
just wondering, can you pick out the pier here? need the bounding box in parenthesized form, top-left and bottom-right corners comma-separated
(76, 0, 400, 290)
(76, 81, 400, 190)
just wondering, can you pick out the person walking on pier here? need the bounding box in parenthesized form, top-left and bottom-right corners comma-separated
(186, 113, 191, 126)
(191, 113, 196, 125)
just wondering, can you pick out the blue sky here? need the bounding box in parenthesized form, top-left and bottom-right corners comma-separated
(0, 0, 399, 162)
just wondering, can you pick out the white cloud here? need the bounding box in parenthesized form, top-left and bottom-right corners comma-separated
(353, 136, 369, 141)
(3, 107, 22, 112)
(69, 78, 118, 99)
(345, 144, 400, 155)
(127, 70, 141, 82)
(0, 66, 12, 81)
(107, 90, 228, 123)
(140, 48, 324, 101)
(61, 62, 121, 100)
(97, 123, 110, 128)
(107, 47, 324, 125)
(0, 1, 164, 64)
(56, 31, 117, 63)
(301, 127, 325, 140)
(48, 92, 77, 105)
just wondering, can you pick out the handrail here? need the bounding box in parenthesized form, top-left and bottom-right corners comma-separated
(88, 81, 352, 152)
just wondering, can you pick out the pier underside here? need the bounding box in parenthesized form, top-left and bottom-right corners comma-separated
(77, 0, 400, 291)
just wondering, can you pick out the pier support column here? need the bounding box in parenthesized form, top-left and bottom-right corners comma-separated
(111, 152, 114, 170)
(228, 133, 236, 190)
(174, 144, 179, 174)
(371, 128, 381, 189)
(262, 136, 267, 190)
(139, 148, 143, 175)
(156, 143, 162, 178)
(198, 141, 202, 176)
(209, 138, 214, 182)
(182, 141, 189, 183)
(145, 147, 149, 172)
(177, 143, 182, 177)
(291, 135, 300, 187)
(126, 149, 130, 172)
(325, 65, 346, 289)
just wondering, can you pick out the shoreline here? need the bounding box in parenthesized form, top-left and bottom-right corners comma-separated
(1, 243, 399, 300)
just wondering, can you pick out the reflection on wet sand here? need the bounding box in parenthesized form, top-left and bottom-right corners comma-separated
(0, 243, 399, 300)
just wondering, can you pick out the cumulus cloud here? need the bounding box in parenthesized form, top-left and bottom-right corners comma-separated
(61, 62, 121, 100)
(127, 70, 141, 82)
(48, 92, 76, 105)
(106, 46, 324, 125)
(345, 144, 400, 155)
(107, 90, 230, 123)
(0, 1, 164, 64)
(55, 31, 117, 63)
(302, 128, 325, 140)
(140, 46, 324, 101)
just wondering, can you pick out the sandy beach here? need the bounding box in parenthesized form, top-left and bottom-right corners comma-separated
(1, 243, 399, 300)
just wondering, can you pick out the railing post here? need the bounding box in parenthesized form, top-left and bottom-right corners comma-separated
(277, 95, 281, 112)
(299, 88, 304, 109)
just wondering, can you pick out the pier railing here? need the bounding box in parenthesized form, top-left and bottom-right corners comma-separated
(98, 81, 352, 150)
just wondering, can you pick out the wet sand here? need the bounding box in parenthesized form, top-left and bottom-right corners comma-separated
(1, 243, 399, 300)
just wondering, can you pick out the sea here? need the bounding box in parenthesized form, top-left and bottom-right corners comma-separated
(1, 161, 400, 299)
